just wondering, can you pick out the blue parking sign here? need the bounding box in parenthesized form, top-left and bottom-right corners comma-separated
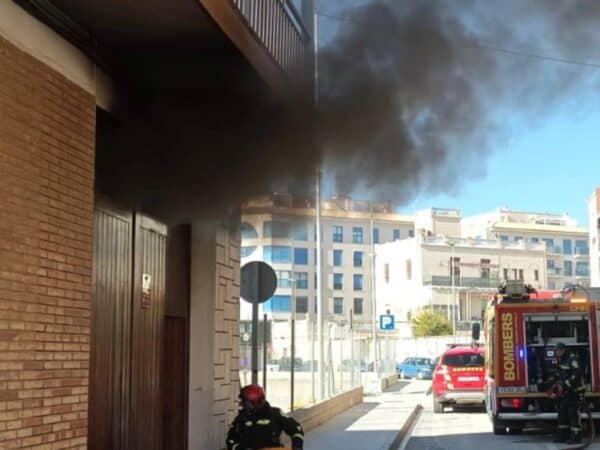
(379, 315, 395, 330)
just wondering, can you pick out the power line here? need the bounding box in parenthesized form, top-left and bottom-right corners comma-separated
(316, 10, 600, 70)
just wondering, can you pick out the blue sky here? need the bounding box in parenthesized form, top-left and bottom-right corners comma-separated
(402, 111, 600, 227)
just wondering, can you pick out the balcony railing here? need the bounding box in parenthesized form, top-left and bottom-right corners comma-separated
(574, 247, 589, 256)
(232, 0, 312, 79)
(424, 276, 501, 289)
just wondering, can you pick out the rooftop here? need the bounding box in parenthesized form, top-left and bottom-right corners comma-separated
(490, 221, 588, 236)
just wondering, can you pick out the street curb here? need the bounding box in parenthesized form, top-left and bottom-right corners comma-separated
(388, 403, 424, 450)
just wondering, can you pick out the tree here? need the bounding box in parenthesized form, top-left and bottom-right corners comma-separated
(411, 309, 452, 337)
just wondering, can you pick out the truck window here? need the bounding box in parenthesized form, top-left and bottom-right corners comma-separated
(442, 353, 484, 367)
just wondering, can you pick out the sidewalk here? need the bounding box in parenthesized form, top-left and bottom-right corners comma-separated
(303, 380, 428, 450)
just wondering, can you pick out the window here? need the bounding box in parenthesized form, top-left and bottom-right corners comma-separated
(333, 250, 343, 267)
(503, 268, 509, 280)
(373, 228, 380, 244)
(241, 246, 257, 258)
(333, 225, 343, 243)
(575, 240, 589, 255)
(450, 257, 460, 279)
(263, 295, 291, 313)
(534, 269, 539, 281)
(514, 236, 523, 242)
(543, 238, 554, 250)
(296, 296, 308, 314)
(353, 298, 364, 315)
(263, 221, 290, 238)
(352, 227, 363, 244)
(480, 259, 490, 279)
(241, 222, 258, 239)
(406, 260, 412, 280)
(333, 273, 343, 290)
(547, 259, 556, 269)
(334, 298, 344, 315)
(276, 270, 292, 288)
(563, 239, 572, 255)
(518, 269, 524, 281)
(530, 237, 539, 244)
(408, 229, 415, 238)
(500, 235, 509, 242)
(384, 263, 390, 283)
(263, 246, 291, 263)
(295, 272, 308, 289)
(292, 223, 308, 241)
(353, 251, 363, 267)
(293, 248, 308, 265)
(564, 260, 573, 276)
(576, 261, 589, 277)
(512, 269, 518, 280)
(353, 274, 363, 291)
(393, 229, 401, 241)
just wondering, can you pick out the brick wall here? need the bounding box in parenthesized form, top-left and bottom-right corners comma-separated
(0, 36, 95, 449)
(213, 225, 241, 449)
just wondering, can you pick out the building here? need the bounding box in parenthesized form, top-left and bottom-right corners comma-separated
(462, 208, 590, 290)
(589, 189, 600, 287)
(240, 193, 414, 331)
(376, 208, 590, 337)
(0, 1, 313, 449)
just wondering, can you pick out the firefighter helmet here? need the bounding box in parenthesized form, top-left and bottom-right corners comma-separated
(240, 384, 266, 408)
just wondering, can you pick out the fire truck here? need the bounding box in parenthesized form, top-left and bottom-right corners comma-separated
(483, 281, 600, 435)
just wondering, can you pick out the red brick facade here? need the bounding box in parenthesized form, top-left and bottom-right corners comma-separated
(0, 36, 95, 449)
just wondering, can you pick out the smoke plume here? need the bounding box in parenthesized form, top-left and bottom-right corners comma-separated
(94, 0, 600, 223)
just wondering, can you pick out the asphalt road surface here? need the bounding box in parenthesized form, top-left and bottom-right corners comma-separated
(406, 397, 600, 450)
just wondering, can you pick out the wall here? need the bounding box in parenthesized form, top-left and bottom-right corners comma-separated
(189, 223, 240, 450)
(0, 33, 95, 449)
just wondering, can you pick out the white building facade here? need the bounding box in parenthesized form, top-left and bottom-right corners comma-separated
(462, 208, 590, 290)
(589, 189, 600, 287)
(376, 207, 590, 337)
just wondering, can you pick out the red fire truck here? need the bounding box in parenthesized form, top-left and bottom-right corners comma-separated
(483, 281, 600, 435)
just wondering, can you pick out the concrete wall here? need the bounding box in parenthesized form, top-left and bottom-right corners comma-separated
(0, 30, 95, 449)
(189, 223, 240, 450)
(292, 386, 363, 433)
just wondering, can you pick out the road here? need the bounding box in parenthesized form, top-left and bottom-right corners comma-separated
(406, 391, 600, 450)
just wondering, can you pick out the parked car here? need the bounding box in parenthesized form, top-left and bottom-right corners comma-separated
(397, 357, 434, 379)
(431, 346, 485, 413)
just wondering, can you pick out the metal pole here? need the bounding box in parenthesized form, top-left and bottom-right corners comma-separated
(349, 309, 355, 387)
(451, 243, 456, 336)
(316, 169, 324, 400)
(370, 203, 378, 374)
(263, 314, 268, 391)
(252, 302, 259, 384)
(291, 279, 296, 412)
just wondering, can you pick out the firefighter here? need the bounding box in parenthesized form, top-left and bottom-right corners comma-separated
(552, 342, 586, 444)
(227, 384, 304, 450)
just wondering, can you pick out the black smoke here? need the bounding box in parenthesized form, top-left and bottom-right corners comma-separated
(94, 0, 600, 223)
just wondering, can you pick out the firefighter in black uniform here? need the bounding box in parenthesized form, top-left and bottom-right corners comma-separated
(227, 384, 304, 450)
(553, 342, 586, 444)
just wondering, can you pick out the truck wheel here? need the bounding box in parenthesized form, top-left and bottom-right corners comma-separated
(433, 397, 444, 414)
(493, 418, 507, 435)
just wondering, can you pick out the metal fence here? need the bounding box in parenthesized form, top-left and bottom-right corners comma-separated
(239, 317, 398, 412)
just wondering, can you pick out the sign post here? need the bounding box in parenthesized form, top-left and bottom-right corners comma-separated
(241, 262, 277, 385)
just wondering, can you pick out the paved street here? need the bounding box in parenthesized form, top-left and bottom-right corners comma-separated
(407, 397, 600, 450)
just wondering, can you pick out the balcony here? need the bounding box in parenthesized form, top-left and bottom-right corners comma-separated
(574, 247, 590, 257)
(231, 0, 312, 82)
(424, 276, 501, 289)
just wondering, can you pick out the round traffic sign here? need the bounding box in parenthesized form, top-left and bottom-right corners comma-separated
(240, 261, 277, 304)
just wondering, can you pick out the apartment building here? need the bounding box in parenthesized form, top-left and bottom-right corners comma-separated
(376, 207, 589, 337)
(462, 208, 590, 290)
(589, 189, 600, 287)
(240, 193, 414, 329)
